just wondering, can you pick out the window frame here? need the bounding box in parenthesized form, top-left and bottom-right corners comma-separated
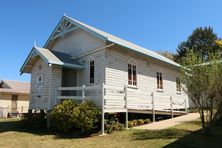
(89, 60, 95, 84)
(36, 75, 43, 84)
(176, 77, 181, 92)
(128, 63, 137, 86)
(156, 72, 163, 90)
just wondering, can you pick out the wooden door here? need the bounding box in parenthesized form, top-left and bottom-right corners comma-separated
(11, 95, 18, 111)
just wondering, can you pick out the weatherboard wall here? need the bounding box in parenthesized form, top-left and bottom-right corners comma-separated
(29, 58, 51, 110)
(0, 93, 29, 113)
(49, 28, 106, 107)
(105, 45, 189, 108)
(50, 28, 105, 58)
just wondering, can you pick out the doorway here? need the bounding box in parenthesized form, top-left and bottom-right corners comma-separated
(11, 95, 18, 111)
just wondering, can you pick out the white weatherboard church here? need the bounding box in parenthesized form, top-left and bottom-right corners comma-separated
(20, 15, 189, 133)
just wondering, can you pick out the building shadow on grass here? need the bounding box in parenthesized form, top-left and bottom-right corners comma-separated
(0, 119, 49, 135)
(132, 121, 222, 148)
(0, 119, 95, 139)
(164, 125, 222, 148)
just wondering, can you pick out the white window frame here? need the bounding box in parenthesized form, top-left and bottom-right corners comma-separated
(88, 57, 95, 84)
(127, 58, 137, 87)
(156, 72, 163, 91)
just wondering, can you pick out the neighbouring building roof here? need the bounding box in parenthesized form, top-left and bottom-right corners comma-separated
(44, 15, 181, 68)
(20, 46, 85, 73)
(0, 80, 30, 94)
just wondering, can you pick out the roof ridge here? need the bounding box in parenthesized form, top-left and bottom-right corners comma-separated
(41, 15, 180, 68)
(64, 16, 180, 67)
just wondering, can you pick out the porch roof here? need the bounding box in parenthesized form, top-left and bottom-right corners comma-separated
(20, 46, 85, 74)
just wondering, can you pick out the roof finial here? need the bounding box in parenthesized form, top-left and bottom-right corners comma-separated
(64, 12, 67, 16)
(33, 40, 37, 47)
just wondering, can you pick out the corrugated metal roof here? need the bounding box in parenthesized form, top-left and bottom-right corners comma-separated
(0, 80, 30, 94)
(20, 47, 85, 73)
(35, 47, 85, 69)
(35, 47, 63, 65)
(64, 16, 180, 68)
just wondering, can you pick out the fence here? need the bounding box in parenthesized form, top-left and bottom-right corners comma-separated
(57, 83, 188, 135)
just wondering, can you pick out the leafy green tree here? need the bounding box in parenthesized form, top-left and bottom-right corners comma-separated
(175, 27, 221, 63)
(181, 50, 210, 134)
(208, 58, 222, 122)
(180, 50, 222, 135)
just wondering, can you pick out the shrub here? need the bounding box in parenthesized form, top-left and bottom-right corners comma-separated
(50, 100, 100, 134)
(50, 100, 78, 133)
(74, 100, 100, 133)
(128, 118, 151, 128)
(105, 114, 124, 133)
(128, 121, 134, 128)
(21, 110, 46, 129)
(137, 119, 144, 125)
(144, 119, 151, 124)
(133, 120, 138, 126)
(105, 121, 124, 133)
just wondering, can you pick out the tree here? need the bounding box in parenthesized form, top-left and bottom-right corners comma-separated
(181, 50, 210, 134)
(208, 58, 222, 122)
(180, 50, 222, 135)
(175, 27, 222, 63)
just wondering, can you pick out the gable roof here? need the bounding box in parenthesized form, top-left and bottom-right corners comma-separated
(44, 15, 180, 68)
(0, 80, 30, 94)
(20, 46, 85, 73)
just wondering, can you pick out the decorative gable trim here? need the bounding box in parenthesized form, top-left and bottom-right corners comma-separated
(44, 16, 107, 48)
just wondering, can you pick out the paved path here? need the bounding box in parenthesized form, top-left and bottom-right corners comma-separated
(133, 113, 200, 130)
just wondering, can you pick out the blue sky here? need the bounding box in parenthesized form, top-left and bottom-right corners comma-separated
(1, 0, 222, 82)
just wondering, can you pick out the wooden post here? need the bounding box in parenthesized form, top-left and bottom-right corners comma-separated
(21, 106, 23, 114)
(101, 83, 105, 135)
(170, 96, 173, 118)
(56, 88, 59, 105)
(46, 110, 51, 128)
(125, 85, 128, 129)
(152, 92, 155, 122)
(185, 98, 187, 114)
(82, 85, 85, 102)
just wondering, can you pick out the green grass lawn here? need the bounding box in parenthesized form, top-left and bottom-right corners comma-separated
(0, 118, 222, 148)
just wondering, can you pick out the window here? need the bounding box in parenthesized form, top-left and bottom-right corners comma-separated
(157, 72, 163, 89)
(176, 77, 181, 92)
(37, 75, 43, 84)
(90, 60, 94, 83)
(128, 64, 137, 86)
